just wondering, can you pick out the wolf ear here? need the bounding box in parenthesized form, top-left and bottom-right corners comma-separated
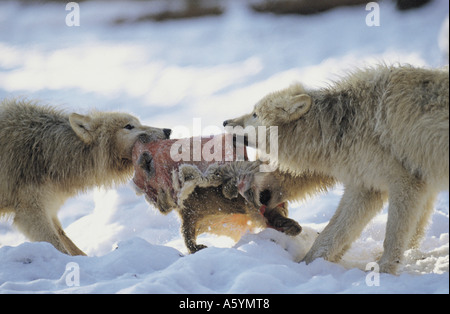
(69, 113, 94, 144)
(289, 94, 311, 121)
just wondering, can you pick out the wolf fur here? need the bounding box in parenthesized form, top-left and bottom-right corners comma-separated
(223, 65, 449, 273)
(0, 99, 171, 255)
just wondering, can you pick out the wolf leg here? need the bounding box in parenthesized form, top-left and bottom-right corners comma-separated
(379, 179, 429, 274)
(303, 186, 385, 264)
(52, 217, 86, 256)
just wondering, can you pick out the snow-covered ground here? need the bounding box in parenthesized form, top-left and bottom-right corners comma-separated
(0, 0, 448, 294)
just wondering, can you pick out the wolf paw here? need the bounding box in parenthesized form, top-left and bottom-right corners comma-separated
(222, 178, 239, 199)
(378, 258, 401, 275)
(189, 244, 208, 254)
(272, 217, 302, 236)
(179, 164, 203, 183)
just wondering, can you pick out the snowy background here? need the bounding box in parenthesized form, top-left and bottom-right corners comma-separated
(0, 0, 448, 293)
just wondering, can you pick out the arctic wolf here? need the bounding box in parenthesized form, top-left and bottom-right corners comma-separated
(224, 65, 449, 273)
(0, 99, 171, 255)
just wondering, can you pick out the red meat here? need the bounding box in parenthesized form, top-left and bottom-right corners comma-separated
(132, 134, 247, 209)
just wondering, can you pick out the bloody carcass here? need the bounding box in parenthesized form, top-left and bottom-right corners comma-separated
(132, 134, 301, 253)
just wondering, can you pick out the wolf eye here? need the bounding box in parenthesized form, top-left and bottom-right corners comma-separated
(252, 113, 257, 118)
(124, 124, 135, 130)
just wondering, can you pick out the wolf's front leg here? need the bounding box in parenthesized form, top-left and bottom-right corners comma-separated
(303, 185, 384, 264)
(379, 180, 430, 274)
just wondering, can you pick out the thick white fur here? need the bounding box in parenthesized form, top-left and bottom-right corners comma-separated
(224, 65, 449, 274)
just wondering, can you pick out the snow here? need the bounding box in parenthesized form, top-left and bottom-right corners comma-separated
(0, 0, 449, 294)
